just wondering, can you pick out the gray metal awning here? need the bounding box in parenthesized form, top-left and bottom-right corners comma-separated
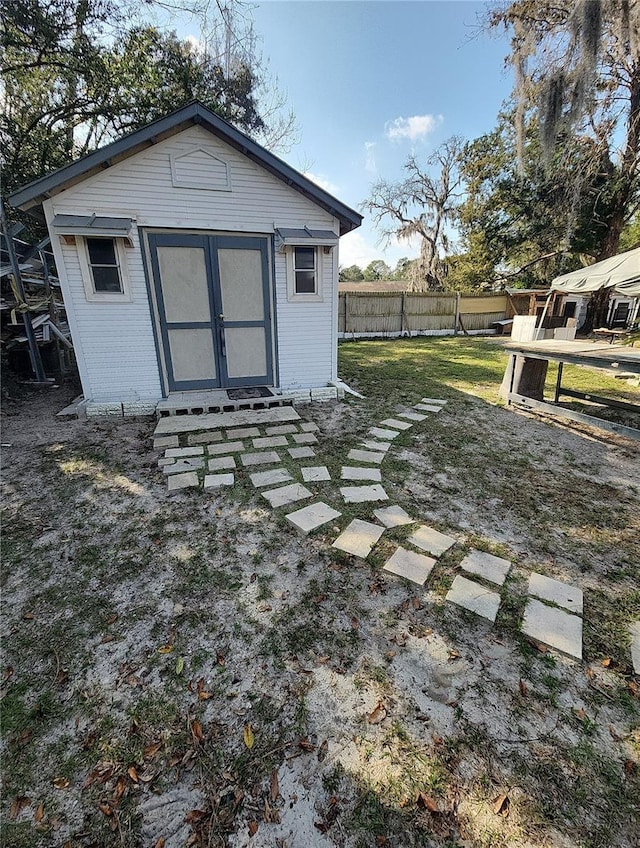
(275, 227, 339, 246)
(51, 214, 133, 237)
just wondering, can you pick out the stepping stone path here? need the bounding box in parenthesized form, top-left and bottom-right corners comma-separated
(153, 393, 604, 662)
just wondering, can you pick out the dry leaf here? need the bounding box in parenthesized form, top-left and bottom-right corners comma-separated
(52, 777, 70, 790)
(317, 739, 329, 762)
(412, 597, 421, 610)
(493, 794, 510, 817)
(22, 612, 35, 620)
(191, 719, 204, 743)
(248, 820, 258, 836)
(535, 642, 549, 653)
(10, 796, 30, 818)
(3, 666, 14, 683)
(270, 768, 279, 801)
(113, 776, 127, 801)
(127, 766, 139, 783)
(351, 616, 359, 630)
(368, 701, 387, 725)
(197, 678, 212, 700)
(447, 650, 461, 662)
(98, 802, 113, 817)
(106, 614, 118, 625)
(34, 802, 44, 823)
(627, 680, 639, 697)
(243, 723, 255, 750)
(175, 656, 184, 675)
(518, 678, 528, 697)
(624, 760, 636, 777)
(601, 657, 612, 668)
(154, 839, 166, 848)
(157, 645, 173, 654)
(417, 792, 439, 812)
(144, 741, 161, 760)
(184, 809, 207, 824)
(216, 652, 226, 666)
(573, 707, 586, 721)
(298, 737, 315, 752)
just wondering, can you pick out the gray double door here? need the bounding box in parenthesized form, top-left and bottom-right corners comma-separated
(148, 233, 273, 392)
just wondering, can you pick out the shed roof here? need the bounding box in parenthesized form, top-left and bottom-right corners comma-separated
(550, 248, 640, 297)
(9, 101, 363, 236)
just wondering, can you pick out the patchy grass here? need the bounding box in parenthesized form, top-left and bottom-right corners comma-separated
(1, 338, 639, 848)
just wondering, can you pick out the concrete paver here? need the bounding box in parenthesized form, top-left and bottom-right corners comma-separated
(384, 546, 436, 585)
(288, 446, 316, 459)
(301, 466, 331, 482)
(208, 441, 244, 455)
(409, 525, 456, 556)
(208, 456, 236, 472)
(154, 406, 300, 436)
(446, 575, 501, 622)
(341, 466, 382, 482)
(158, 457, 175, 468)
(300, 422, 319, 432)
(265, 424, 298, 436)
(153, 435, 179, 450)
(420, 398, 447, 405)
(332, 519, 385, 558)
(250, 468, 293, 488)
(168, 471, 200, 491)
(415, 404, 444, 413)
(165, 446, 204, 458)
(286, 502, 341, 534)
(261, 483, 313, 508)
(225, 427, 260, 439)
(252, 436, 288, 449)
(347, 449, 385, 465)
(373, 505, 414, 528)
(203, 473, 235, 488)
(397, 411, 426, 422)
(188, 431, 222, 445)
(360, 440, 392, 453)
(380, 418, 412, 431)
(460, 550, 512, 586)
(528, 573, 583, 615)
(340, 484, 388, 503)
(292, 433, 318, 445)
(369, 427, 400, 440)
(240, 450, 281, 466)
(163, 458, 205, 474)
(521, 598, 582, 659)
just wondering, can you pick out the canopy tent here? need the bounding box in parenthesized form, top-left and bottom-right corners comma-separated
(550, 247, 640, 297)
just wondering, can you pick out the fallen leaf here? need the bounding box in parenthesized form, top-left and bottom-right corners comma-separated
(184, 809, 207, 824)
(22, 612, 35, 620)
(493, 794, 510, 817)
(243, 723, 255, 750)
(216, 652, 226, 667)
(535, 642, 549, 653)
(34, 802, 44, 822)
(101, 635, 115, 644)
(127, 766, 139, 783)
(624, 759, 636, 777)
(113, 775, 127, 801)
(317, 739, 329, 762)
(98, 802, 112, 816)
(10, 796, 30, 818)
(573, 707, 586, 721)
(106, 614, 118, 625)
(601, 657, 612, 668)
(175, 657, 184, 676)
(351, 617, 359, 630)
(248, 820, 258, 836)
(585, 666, 595, 679)
(144, 741, 161, 760)
(417, 792, 439, 812)
(518, 678, 528, 697)
(157, 645, 173, 654)
(191, 719, 204, 743)
(412, 597, 421, 610)
(368, 701, 387, 725)
(52, 777, 70, 790)
(270, 768, 279, 801)
(3, 666, 14, 683)
(627, 680, 639, 697)
(298, 737, 315, 752)
(447, 650, 461, 662)
(197, 678, 211, 700)
(384, 651, 396, 659)
(154, 839, 166, 848)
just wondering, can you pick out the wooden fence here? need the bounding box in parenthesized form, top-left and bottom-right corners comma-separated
(338, 292, 507, 337)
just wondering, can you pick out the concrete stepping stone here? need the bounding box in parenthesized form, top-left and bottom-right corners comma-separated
(292, 433, 318, 445)
(153, 434, 179, 450)
(252, 435, 288, 448)
(300, 422, 319, 432)
(261, 483, 313, 508)
(265, 424, 298, 435)
(208, 441, 244, 455)
(409, 525, 456, 557)
(225, 427, 260, 439)
(163, 458, 205, 474)
(189, 431, 222, 445)
(158, 456, 176, 468)
(340, 484, 388, 503)
(341, 466, 382, 482)
(397, 411, 426, 422)
(301, 466, 331, 482)
(286, 501, 341, 534)
(369, 427, 400, 440)
(347, 448, 385, 465)
(332, 519, 385, 559)
(250, 468, 292, 488)
(415, 404, 444, 413)
(528, 573, 583, 615)
(154, 406, 300, 436)
(168, 471, 199, 491)
(208, 456, 236, 472)
(384, 546, 436, 586)
(374, 505, 414, 528)
(446, 575, 501, 622)
(361, 440, 392, 452)
(460, 550, 511, 586)
(165, 446, 204, 458)
(288, 446, 316, 459)
(421, 398, 447, 405)
(521, 598, 582, 659)
(629, 621, 640, 674)
(240, 450, 281, 467)
(204, 473, 235, 488)
(380, 418, 412, 431)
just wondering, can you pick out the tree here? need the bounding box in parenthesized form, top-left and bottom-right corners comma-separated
(362, 260, 391, 281)
(339, 264, 364, 282)
(489, 0, 640, 259)
(363, 137, 465, 291)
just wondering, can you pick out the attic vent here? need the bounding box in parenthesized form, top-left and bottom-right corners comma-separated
(170, 146, 231, 191)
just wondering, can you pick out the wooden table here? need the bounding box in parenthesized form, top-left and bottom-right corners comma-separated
(502, 339, 640, 439)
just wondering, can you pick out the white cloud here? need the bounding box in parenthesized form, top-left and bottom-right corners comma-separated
(385, 114, 442, 142)
(184, 34, 204, 54)
(364, 141, 377, 174)
(303, 171, 340, 196)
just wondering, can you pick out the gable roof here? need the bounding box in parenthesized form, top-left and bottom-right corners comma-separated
(8, 101, 363, 236)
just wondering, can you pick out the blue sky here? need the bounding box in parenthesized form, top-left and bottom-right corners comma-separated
(184, 1, 516, 270)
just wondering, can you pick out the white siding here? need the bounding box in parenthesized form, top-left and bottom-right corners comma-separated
(45, 125, 340, 402)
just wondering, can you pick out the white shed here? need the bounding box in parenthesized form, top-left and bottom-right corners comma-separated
(9, 102, 362, 416)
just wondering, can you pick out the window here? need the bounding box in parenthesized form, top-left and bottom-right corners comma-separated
(78, 236, 132, 302)
(86, 238, 123, 293)
(294, 246, 317, 294)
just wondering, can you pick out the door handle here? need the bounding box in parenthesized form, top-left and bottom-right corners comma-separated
(219, 324, 226, 357)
